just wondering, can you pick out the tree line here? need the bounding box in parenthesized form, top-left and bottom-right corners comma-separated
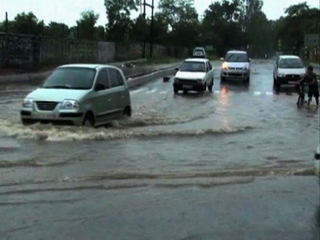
(0, 0, 319, 57)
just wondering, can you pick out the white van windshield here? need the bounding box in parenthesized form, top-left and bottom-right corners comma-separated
(278, 58, 304, 68)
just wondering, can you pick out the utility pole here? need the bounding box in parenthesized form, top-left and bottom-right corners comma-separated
(142, 0, 146, 58)
(149, 0, 154, 58)
(5, 12, 8, 33)
(142, 0, 154, 58)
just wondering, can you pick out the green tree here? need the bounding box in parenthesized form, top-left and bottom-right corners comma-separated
(275, 2, 320, 53)
(245, 0, 274, 56)
(0, 20, 14, 32)
(94, 26, 106, 41)
(246, 11, 274, 56)
(151, 13, 169, 44)
(104, 0, 139, 42)
(76, 10, 100, 41)
(130, 14, 148, 42)
(158, 0, 200, 48)
(201, 0, 246, 56)
(11, 12, 44, 35)
(44, 21, 70, 39)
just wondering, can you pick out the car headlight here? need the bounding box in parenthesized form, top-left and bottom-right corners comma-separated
(300, 73, 305, 77)
(22, 98, 33, 108)
(243, 67, 248, 71)
(278, 73, 285, 77)
(197, 79, 203, 83)
(174, 77, 179, 83)
(222, 62, 228, 70)
(60, 99, 79, 110)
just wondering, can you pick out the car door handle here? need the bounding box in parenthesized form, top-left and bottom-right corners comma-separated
(121, 95, 124, 98)
(108, 99, 111, 102)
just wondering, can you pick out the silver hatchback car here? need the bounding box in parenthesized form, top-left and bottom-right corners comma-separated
(220, 50, 251, 84)
(20, 64, 132, 127)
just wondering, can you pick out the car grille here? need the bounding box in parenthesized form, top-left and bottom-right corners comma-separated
(285, 74, 300, 79)
(228, 73, 243, 76)
(179, 79, 196, 84)
(229, 67, 243, 71)
(36, 101, 59, 111)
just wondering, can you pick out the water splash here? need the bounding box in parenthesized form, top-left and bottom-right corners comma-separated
(0, 119, 253, 141)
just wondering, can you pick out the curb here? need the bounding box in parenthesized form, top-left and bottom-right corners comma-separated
(127, 66, 178, 89)
(0, 59, 148, 84)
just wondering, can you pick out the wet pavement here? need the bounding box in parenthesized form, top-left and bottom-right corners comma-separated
(0, 59, 319, 239)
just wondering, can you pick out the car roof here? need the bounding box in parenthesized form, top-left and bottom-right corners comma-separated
(226, 50, 247, 54)
(58, 64, 118, 70)
(184, 58, 208, 62)
(279, 55, 300, 59)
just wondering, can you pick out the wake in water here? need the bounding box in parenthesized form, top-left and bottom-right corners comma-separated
(0, 117, 253, 141)
(0, 94, 253, 141)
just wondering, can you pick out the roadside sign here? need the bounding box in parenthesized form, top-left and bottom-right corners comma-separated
(304, 34, 319, 47)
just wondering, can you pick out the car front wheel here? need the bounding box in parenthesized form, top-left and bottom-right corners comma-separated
(83, 112, 95, 127)
(273, 78, 281, 91)
(208, 79, 213, 92)
(244, 76, 250, 84)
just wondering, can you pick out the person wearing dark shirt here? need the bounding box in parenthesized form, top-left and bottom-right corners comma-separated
(296, 65, 319, 107)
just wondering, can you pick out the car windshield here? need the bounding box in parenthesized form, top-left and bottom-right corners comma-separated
(225, 53, 248, 62)
(179, 61, 205, 72)
(42, 67, 96, 89)
(278, 58, 304, 68)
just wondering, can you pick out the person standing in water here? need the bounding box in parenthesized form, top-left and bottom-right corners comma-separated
(296, 65, 319, 108)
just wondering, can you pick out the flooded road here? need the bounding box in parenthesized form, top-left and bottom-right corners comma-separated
(0, 59, 319, 239)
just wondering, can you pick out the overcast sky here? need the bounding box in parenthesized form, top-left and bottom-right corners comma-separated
(1, 0, 319, 26)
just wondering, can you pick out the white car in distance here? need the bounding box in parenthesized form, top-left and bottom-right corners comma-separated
(273, 55, 306, 90)
(220, 50, 251, 84)
(173, 58, 214, 94)
(192, 47, 207, 59)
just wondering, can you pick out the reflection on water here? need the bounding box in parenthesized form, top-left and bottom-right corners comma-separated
(218, 86, 232, 129)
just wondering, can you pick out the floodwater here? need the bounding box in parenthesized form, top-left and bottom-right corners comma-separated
(0, 60, 319, 239)
(0, 60, 318, 184)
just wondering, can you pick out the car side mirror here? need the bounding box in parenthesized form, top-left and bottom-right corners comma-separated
(175, 68, 179, 72)
(95, 83, 105, 91)
(248, 58, 251, 62)
(220, 57, 224, 61)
